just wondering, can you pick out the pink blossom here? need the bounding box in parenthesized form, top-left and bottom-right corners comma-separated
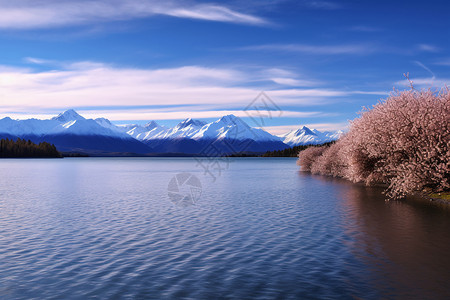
(297, 88, 450, 199)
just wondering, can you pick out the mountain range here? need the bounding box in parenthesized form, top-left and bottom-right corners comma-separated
(0, 110, 343, 155)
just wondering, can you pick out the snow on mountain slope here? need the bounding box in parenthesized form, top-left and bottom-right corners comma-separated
(52, 119, 131, 138)
(125, 125, 147, 138)
(132, 114, 281, 143)
(129, 115, 288, 154)
(279, 126, 320, 146)
(136, 121, 168, 140)
(95, 117, 124, 133)
(96, 119, 163, 140)
(140, 118, 206, 141)
(94, 118, 159, 140)
(0, 110, 135, 139)
(321, 130, 344, 141)
(0, 109, 343, 154)
(311, 129, 344, 142)
(0, 110, 153, 154)
(279, 126, 343, 146)
(0, 117, 60, 136)
(192, 115, 281, 142)
(49, 111, 131, 138)
(52, 109, 85, 122)
(114, 124, 141, 134)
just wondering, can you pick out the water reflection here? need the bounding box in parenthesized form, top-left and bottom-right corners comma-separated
(302, 172, 450, 299)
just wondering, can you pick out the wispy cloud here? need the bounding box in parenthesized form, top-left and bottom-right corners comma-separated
(393, 61, 450, 88)
(0, 0, 270, 29)
(241, 43, 376, 55)
(434, 58, 450, 66)
(240, 42, 445, 57)
(0, 59, 383, 118)
(2, 110, 326, 122)
(301, 1, 341, 10)
(262, 68, 320, 86)
(23, 57, 58, 65)
(395, 77, 450, 88)
(416, 44, 440, 53)
(414, 61, 436, 78)
(347, 25, 382, 32)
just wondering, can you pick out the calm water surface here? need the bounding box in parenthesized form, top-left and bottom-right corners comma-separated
(0, 157, 449, 299)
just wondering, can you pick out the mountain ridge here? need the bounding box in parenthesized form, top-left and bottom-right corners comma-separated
(0, 110, 343, 155)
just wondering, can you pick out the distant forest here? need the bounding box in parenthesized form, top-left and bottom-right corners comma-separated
(226, 142, 335, 157)
(0, 138, 62, 158)
(262, 142, 335, 157)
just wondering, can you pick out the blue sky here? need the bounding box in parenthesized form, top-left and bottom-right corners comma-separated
(0, 0, 449, 134)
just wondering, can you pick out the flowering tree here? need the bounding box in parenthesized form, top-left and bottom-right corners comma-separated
(297, 145, 327, 171)
(297, 88, 450, 199)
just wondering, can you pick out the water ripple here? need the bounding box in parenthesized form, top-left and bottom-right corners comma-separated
(0, 158, 449, 299)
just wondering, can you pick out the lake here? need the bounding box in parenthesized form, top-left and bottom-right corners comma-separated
(0, 157, 449, 299)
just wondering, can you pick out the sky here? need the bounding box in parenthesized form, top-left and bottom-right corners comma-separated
(0, 0, 449, 134)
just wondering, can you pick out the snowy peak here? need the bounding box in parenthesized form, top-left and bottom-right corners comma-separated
(294, 126, 316, 136)
(175, 118, 206, 129)
(144, 121, 160, 130)
(95, 117, 113, 128)
(192, 115, 279, 142)
(95, 117, 112, 125)
(95, 117, 126, 133)
(279, 125, 342, 146)
(52, 109, 85, 123)
(218, 114, 241, 125)
(0, 111, 134, 139)
(0, 109, 343, 151)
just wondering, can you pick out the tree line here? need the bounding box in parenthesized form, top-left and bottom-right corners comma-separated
(0, 138, 62, 158)
(262, 142, 335, 157)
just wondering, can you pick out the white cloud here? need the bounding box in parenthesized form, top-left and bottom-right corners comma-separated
(241, 43, 376, 55)
(165, 5, 268, 25)
(23, 57, 53, 64)
(395, 77, 450, 88)
(271, 77, 309, 86)
(263, 68, 320, 86)
(87, 110, 324, 121)
(434, 58, 450, 66)
(0, 110, 325, 122)
(0, 0, 269, 29)
(393, 62, 450, 88)
(347, 25, 382, 32)
(414, 61, 436, 79)
(392, 61, 450, 88)
(0, 60, 385, 120)
(416, 44, 440, 53)
(302, 1, 341, 10)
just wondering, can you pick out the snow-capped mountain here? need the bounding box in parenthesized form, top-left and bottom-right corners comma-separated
(139, 118, 202, 141)
(95, 117, 123, 133)
(313, 129, 344, 142)
(130, 115, 281, 143)
(0, 109, 127, 138)
(0, 110, 152, 154)
(116, 114, 288, 154)
(192, 115, 280, 142)
(0, 109, 343, 155)
(0, 117, 60, 136)
(52, 109, 86, 123)
(279, 126, 343, 146)
(109, 121, 168, 139)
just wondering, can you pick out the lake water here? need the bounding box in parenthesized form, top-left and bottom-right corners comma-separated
(1, 157, 449, 299)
